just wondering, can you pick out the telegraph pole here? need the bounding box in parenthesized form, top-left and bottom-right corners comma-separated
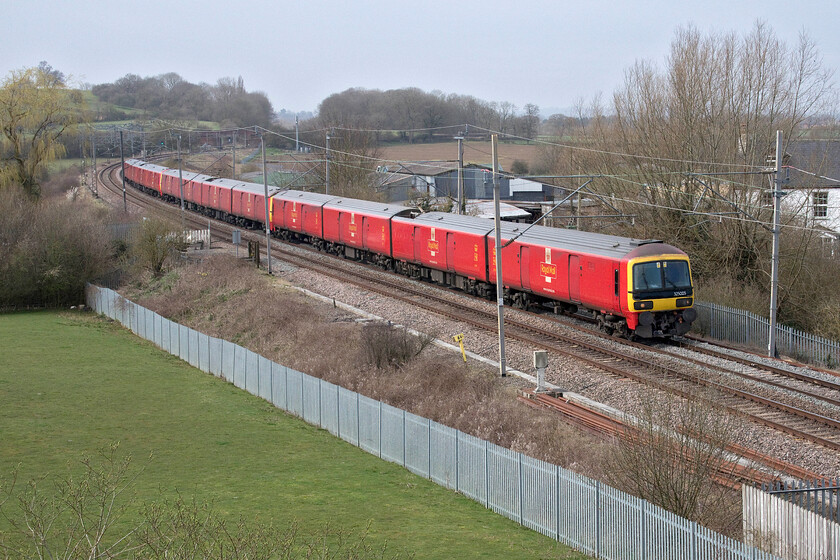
(262, 135, 273, 274)
(325, 132, 331, 195)
(232, 132, 236, 180)
(455, 136, 464, 214)
(91, 130, 97, 197)
(492, 134, 507, 377)
(119, 129, 127, 212)
(177, 135, 185, 233)
(295, 115, 299, 152)
(768, 130, 783, 358)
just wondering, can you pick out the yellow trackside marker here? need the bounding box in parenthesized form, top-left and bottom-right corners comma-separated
(453, 333, 466, 362)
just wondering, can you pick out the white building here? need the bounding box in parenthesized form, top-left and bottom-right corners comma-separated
(782, 140, 840, 250)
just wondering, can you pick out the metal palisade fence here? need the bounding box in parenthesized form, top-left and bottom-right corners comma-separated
(743, 485, 840, 560)
(694, 302, 840, 368)
(86, 285, 780, 560)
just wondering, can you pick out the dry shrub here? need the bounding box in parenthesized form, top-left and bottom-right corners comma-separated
(694, 277, 767, 317)
(0, 185, 113, 308)
(360, 322, 434, 368)
(131, 218, 186, 279)
(40, 165, 81, 199)
(605, 393, 742, 533)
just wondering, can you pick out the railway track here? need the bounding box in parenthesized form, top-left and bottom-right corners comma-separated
(97, 161, 840, 474)
(518, 390, 824, 487)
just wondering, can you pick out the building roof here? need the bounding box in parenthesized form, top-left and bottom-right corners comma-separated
(460, 200, 532, 220)
(787, 140, 840, 190)
(377, 161, 458, 176)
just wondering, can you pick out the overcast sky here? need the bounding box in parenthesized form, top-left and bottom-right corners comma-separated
(2, 0, 838, 117)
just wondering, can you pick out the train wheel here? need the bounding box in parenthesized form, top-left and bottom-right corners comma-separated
(597, 316, 614, 335)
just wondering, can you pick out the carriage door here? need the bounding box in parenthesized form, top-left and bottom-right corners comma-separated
(520, 247, 531, 291)
(446, 233, 456, 272)
(569, 255, 581, 302)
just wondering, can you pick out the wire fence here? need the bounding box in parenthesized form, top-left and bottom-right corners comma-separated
(694, 302, 840, 368)
(86, 285, 781, 560)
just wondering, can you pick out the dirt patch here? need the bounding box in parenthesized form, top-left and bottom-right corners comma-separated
(380, 141, 543, 171)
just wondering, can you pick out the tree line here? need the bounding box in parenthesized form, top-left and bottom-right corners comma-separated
(316, 87, 541, 142)
(92, 73, 274, 129)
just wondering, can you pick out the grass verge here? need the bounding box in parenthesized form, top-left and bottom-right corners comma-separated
(0, 311, 587, 559)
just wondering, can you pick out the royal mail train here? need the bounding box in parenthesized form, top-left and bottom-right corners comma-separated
(123, 159, 697, 338)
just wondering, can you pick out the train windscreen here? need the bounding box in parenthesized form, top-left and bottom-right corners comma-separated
(633, 260, 691, 292)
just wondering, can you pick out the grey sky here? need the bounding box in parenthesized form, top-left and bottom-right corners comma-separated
(3, 0, 838, 117)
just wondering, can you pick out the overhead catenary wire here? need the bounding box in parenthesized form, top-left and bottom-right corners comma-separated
(117, 122, 840, 237)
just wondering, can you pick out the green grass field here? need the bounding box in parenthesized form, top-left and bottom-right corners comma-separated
(0, 311, 587, 559)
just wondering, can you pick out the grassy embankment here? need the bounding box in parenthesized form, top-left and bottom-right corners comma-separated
(0, 311, 587, 559)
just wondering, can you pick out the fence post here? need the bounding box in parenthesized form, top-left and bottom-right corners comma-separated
(595, 480, 601, 558)
(691, 522, 697, 560)
(555, 465, 560, 542)
(428, 418, 432, 480)
(485, 440, 490, 508)
(455, 431, 459, 492)
(402, 410, 406, 468)
(378, 401, 382, 459)
(640, 500, 646, 559)
(518, 452, 523, 526)
(356, 392, 361, 446)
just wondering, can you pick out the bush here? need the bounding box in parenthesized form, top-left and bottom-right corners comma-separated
(131, 218, 186, 278)
(360, 322, 434, 368)
(0, 186, 113, 308)
(510, 159, 529, 175)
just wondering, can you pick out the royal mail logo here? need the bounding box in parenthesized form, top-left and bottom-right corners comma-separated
(428, 239, 440, 253)
(540, 262, 557, 278)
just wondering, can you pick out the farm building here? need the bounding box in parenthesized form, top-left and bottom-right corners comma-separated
(375, 161, 561, 203)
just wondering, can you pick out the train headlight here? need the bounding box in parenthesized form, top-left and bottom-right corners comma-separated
(676, 298, 693, 307)
(634, 300, 654, 310)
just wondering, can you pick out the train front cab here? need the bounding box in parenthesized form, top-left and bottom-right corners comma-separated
(625, 249, 697, 338)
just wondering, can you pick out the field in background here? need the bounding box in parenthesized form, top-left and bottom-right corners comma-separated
(0, 311, 585, 559)
(380, 141, 544, 171)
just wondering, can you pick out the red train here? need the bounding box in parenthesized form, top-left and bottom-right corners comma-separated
(124, 159, 697, 338)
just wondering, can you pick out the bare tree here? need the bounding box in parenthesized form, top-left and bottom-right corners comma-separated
(521, 103, 540, 141)
(562, 22, 835, 308)
(607, 395, 741, 531)
(494, 101, 517, 135)
(315, 128, 382, 200)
